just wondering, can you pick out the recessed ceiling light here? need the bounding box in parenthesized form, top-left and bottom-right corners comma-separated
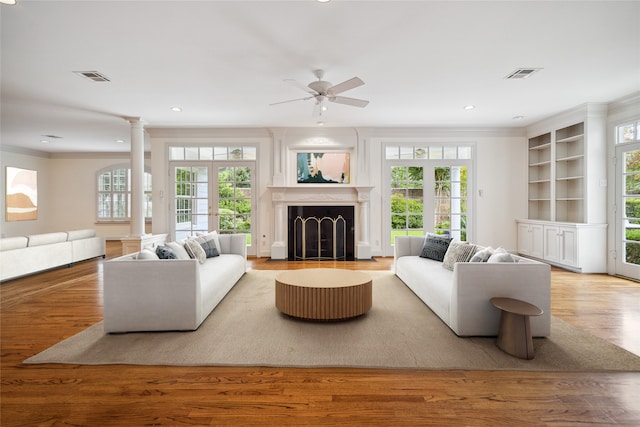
(171, 106, 182, 112)
(40, 140, 49, 144)
(1, 0, 17, 5)
(116, 139, 125, 143)
(463, 105, 476, 110)
(512, 115, 525, 121)
(317, 121, 325, 126)
(317, 0, 330, 3)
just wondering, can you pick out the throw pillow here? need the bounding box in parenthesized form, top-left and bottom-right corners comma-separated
(419, 233, 452, 262)
(184, 238, 206, 264)
(166, 241, 191, 260)
(442, 242, 477, 270)
(193, 234, 220, 258)
(487, 250, 515, 263)
(469, 246, 494, 262)
(196, 230, 221, 253)
(136, 249, 159, 260)
(155, 245, 178, 260)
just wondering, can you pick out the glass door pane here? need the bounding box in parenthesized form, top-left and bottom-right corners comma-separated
(217, 165, 253, 246)
(390, 166, 424, 244)
(434, 166, 468, 241)
(620, 148, 640, 277)
(173, 165, 211, 241)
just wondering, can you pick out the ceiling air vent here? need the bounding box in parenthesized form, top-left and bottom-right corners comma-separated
(505, 68, 542, 79)
(73, 71, 111, 82)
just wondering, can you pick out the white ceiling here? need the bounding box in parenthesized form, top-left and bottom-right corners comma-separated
(1, 0, 639, 153)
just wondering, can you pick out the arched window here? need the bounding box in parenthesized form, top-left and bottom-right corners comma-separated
(97, 165, 152, 221)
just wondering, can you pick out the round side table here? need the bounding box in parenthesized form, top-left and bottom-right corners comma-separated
(490, 297, 543, 360)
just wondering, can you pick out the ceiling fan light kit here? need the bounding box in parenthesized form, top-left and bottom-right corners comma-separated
(271, 69, 369, 116)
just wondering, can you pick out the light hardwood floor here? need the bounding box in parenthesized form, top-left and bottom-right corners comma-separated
(1, 241, 639, 426)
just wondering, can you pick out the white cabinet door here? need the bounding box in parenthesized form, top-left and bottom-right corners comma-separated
(517, 222, 533, 255)
(543, 225, 560, 263)
(517, 221, 544, 259)
(558, 226, 578, 267)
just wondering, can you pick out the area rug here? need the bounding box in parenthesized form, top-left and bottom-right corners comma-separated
(24, 270, 640, 372)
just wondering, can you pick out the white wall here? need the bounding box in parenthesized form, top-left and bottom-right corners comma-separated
(2, 126, 527, 254)
(1, 147, 53, 237)
(0, 147, 150, 239)
(149, 127, 527, 257)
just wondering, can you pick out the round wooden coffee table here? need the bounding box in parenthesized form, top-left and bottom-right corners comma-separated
(275, 268, 372, 321)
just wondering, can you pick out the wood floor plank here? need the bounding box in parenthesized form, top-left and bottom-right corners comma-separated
(1, 241, 639, 426)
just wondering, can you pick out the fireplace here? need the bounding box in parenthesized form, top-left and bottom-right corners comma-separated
(287, 206, 355, 260)
(269, 185, 372, 260)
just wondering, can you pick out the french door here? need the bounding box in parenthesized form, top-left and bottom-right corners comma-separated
(171, 162, 255, 255)
(615, 142, 640, 279)
(386, 162, 470, 255)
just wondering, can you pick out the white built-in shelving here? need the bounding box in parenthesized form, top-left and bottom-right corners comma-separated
(519, 103, 608, 273)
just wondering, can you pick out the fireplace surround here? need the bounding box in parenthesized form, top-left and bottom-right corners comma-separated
(269, 186, 373, 260)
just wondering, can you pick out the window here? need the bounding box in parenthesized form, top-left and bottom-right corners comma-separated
(97, 166, 152, 221)
(385, 144, 473, 249)
(617, 120, 640, 144)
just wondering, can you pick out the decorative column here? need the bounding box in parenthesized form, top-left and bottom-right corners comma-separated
(356, 186, 373, 259)
(129, 117, 145, 237)
(121, 117, 154, 255)
(270, 188, 287, 259)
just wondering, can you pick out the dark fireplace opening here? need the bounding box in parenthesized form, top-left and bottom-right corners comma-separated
(287, 205, 355, 260)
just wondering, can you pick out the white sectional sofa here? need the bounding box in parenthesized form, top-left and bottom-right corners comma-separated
(394, 235, 551, 337)
(0, 229, 106, 281)
(103, 233, 247, 333)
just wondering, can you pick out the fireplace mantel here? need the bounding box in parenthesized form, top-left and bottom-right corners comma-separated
(269, 185, 373, 259)
(268, 185, 373, 203)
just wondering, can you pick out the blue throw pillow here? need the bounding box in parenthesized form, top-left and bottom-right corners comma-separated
(419, 234, 452, 262)
(155, 245, 178, 260)
(193, 235, 220, 258)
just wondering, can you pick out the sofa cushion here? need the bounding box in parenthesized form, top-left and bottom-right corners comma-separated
(419, 233, 452, 262)
(0, 236, 28, 251)
(166, 241, 191, 260)
(27, 232, 68, 247)
(137, 249, 159, 260)
(156, 245, 178, 259)
(184, 238, 206, 264)
(66, 229, 96, 241)
(442, 242, 476, 270)
(469, 246, 494, 262)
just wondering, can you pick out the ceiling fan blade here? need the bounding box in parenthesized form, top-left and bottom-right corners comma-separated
(329, 96, 369, 108)
(327, 77, 364, 95)
(269, 96, 315, 106)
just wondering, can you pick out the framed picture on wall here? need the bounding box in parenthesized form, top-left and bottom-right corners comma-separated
(297, 152, 350, 184)
(5, 166, 38, 221)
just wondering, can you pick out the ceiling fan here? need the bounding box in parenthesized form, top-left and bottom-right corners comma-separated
(270, 69, 369, 115)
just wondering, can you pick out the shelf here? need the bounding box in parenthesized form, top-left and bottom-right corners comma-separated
(556, 154, 584, 162)
(557, 197, 584, 201)
(556, 175, 583, 181)
(529, 160, 551, 167)
(529, 179, 551, 184)
(529, 143, 551, 151)
(556, 134, 584, 144)
(530, 198, 551, 201)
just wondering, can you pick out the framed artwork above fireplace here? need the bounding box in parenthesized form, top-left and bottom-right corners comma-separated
(297, 152, 350, 184)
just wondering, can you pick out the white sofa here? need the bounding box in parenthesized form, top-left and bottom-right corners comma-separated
(394, 236, 551, 337)
(103, 233, 247, 333)
(0, 229, 106, 282)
